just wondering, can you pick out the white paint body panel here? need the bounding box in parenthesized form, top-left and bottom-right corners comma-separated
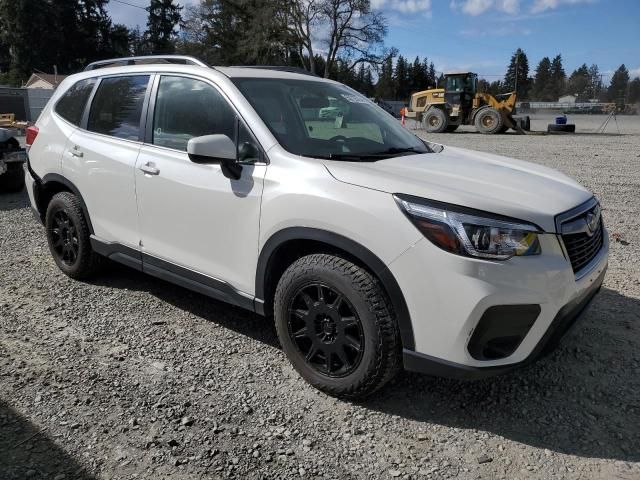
(135, 144, 266, 294)
(26, 62, 609, 372)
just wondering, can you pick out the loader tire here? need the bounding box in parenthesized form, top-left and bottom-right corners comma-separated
(475, 107, 503, 134)
(423, 108, 449, 133)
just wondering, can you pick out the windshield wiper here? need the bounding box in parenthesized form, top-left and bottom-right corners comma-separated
(368, 146, 427, 156)
(312, 153, 380, 161)
(310, 147, 429, 162)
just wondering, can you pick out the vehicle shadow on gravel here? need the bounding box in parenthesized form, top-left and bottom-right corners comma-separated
(88, 263, 280, 348)
(367, 287, 640, 463)
(0, 189, 29, 211)
(88, 263, 639, 463)
(0, 400, 95, 480)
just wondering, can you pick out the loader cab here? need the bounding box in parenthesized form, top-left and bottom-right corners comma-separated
(444, 72, 477, 120)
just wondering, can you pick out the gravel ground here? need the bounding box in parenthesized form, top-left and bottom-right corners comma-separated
(1, 115, 639, 480)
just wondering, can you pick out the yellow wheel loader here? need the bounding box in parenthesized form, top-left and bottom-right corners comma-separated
(403, 72, 530, 134)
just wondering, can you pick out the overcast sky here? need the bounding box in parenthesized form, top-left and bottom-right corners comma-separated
(106, 0, 640, 80)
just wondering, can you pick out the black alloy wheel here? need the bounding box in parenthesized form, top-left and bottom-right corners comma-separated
(50, 210, 80, 266)
(287, 282, 364, 378)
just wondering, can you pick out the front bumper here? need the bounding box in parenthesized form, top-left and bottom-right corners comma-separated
(403, 266, 606, 379)
(389, 227, 609, 378)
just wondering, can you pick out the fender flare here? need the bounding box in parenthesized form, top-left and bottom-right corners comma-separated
(256, 227, 416, 351)
(39, 173, 95, 234)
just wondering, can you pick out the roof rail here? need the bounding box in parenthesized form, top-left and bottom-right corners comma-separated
(230, 66, 319, 77)
(84, 55, 209, 71)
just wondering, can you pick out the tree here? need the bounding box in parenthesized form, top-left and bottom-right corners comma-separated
(531, 57, 552, 101)
(566, 63, 590, 101)
(629, 77, 640, 104)
(504, 48, 530, 99)
(375, 55, 394, 99)
(587, 64, 602, 101)
(145, 0, 182, 54)
(608, 64, 630, 104)
(550, 54, 565, 99)
(0, 0, 59, 84)
(317, 0, 388, 78)
(394, 55, 408, 100)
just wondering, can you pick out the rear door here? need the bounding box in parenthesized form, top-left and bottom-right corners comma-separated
(63, 74, 152, 248)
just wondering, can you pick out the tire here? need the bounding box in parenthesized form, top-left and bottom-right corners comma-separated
(498, 125, 509, 133)
(0, 167, 25, 192)
(445, 124, 459, 133)
(474, 107, 504, 134)
(422, 108, 449, 133)
(524, 116, 531, 131)
(274, 254, 401, 399)
(45, 191, 103, 279)
(547, 123, 576, 133)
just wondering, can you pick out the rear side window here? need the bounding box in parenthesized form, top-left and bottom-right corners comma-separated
(152, 76, 236, 151)
(55, 79, 96, 126)
(87, 75, 150, 141)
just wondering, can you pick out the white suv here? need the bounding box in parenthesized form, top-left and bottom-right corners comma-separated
(25, 56, 608, 398)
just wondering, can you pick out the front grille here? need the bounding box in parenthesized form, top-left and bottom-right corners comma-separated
(561, 215, 604, 274)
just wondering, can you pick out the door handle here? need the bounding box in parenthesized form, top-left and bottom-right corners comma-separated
(139, 162, 160, 176)
(70, 146, 83, 158)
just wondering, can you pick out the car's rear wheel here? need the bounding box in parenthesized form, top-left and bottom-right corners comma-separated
(45, 191, 102, 279)
(274, 254, 401, 399)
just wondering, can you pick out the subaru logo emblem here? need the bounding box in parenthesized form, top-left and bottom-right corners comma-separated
(585, 206, 600, 235)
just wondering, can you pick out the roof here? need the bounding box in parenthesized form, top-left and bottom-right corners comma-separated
(26, 73, 69, 88)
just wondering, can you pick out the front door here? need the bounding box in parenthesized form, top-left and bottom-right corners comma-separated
(134, 75, 266, 296)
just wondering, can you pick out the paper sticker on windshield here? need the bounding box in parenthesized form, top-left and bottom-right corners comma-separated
(341, 93, 368, 104)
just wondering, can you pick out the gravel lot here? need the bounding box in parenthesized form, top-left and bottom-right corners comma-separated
(1, 115, 639, 480)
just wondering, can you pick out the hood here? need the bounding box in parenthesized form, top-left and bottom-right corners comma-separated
(324, 145, 592, 233)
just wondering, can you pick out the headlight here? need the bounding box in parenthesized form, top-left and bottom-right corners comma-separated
(395, 194, 542, 260)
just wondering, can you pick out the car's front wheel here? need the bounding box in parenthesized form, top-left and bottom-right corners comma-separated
(274, 254, 401, 399)
(45, 191, 102, 279)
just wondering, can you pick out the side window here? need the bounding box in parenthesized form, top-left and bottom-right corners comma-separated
(87, 75, 149, 141)
(55, 79, 96, 126)
(152, 76, 236, 152)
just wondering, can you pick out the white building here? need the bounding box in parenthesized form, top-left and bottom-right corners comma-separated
(25, 73, 68, 90)
(558, 94, 577, 104)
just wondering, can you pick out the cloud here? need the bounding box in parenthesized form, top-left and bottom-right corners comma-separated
(531, 0, 594, 14)
(453, 0, 520, 16)
(629, 67, 640, 79)
(372, 0, 432, 14)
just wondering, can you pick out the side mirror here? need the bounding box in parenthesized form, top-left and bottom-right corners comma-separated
(187, 134, 242, 180)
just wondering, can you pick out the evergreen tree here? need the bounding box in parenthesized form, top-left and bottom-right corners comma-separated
(145, 0, 182, 54)
(504, 48, 530, 99)
(375, 56, 394, 99)
(628, 77, 640, 104)
(0, 0, 60, 84)
(566, 63, 590, 101)
(394, 55, 408, 100)
(550, 54, 566, 100)
(608, 64, 630, 104)
(531, 57, 553, 101)
(587, 64, 602, 101)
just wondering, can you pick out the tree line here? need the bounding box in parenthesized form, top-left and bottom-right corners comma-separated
(0, 1, 638, 105)
(481, 48, 640, 105)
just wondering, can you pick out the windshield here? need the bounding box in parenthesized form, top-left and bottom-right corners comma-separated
(232, 77, 431, 160)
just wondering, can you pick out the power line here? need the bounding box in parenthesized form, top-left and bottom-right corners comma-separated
(110, 0, 147, 10)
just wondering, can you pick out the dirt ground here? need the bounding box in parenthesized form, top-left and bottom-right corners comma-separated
(1, 114, 639, 480)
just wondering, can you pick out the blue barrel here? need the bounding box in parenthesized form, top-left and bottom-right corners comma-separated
(555, 115, 567, 125)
